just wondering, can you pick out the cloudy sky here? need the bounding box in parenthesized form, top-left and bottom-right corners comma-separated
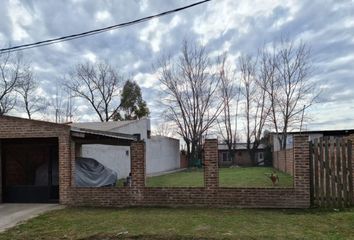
(1, 0, 354, 132)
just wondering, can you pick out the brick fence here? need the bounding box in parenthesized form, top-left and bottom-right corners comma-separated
(65, 135, 311, 208)
(273, 149, 294, 176)
(2, 116, 352, 208)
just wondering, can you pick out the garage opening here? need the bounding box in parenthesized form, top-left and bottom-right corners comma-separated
(1, 138, 59, 203)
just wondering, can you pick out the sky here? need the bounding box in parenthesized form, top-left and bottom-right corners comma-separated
(1, 0, 354, 134)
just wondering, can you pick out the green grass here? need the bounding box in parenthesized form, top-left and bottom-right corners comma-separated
(147, 168, 204, 187)
(1, 207, 353, 239)
(145, 167, 293, 188)
(218, 167, 293, 188)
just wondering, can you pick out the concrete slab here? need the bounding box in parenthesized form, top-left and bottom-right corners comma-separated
(0, 204, 63, 233)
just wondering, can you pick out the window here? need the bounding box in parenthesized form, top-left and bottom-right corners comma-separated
(222, 152, 229, 162)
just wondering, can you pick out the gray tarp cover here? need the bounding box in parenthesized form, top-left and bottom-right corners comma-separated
(75, 157, 118, 187)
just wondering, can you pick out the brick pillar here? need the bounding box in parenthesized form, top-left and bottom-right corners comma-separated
(58, 132, 72, 204)
(293, 134, 310, 208)
(204, 139, 219, 189)
(130, 141, 146, 188)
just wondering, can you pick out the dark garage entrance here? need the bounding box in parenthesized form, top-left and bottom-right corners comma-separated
(1, 138, 59, 203)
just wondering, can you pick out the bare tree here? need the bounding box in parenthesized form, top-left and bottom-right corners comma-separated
(157, 41, 224, 165)
(239, 54, 270, 165)
(16, 70, 47, 119)
(153, 122, 175, 137)
(0, 51, 28, 115)
(260, 39, 317, 150)
(48, 84, 78, 123)
(66, 61, 125, 122)
(218, 54, 238, 162)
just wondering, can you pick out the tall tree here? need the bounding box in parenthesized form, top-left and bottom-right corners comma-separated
(239, 54, 270, 165)
(66, 61, 125, 122)
(260, 39, 317, 150)
(16, 70, 47, 119)
(0, 51, 27, 115)
(114, 80, 149, 120)
(157, 40, 224, 165)
(218, 54, 238, 162)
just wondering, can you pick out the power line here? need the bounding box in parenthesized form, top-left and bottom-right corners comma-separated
(0, 0, 211, 53)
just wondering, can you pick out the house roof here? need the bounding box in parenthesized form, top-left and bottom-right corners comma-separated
(71, 127, 137, 146)
(0, 115, 70, 129)
(70, 120, 137, 132)
(218, 143, 266, 151)
(271, 129, 354, 136)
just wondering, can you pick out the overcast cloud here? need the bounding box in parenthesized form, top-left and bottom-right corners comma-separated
(1, 0, 354, 132)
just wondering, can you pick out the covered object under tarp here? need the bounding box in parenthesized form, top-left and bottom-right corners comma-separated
(75, 157, 118, 187)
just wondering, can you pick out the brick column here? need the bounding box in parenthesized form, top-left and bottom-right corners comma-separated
(293, 134, 310, 208)
(130, 141, 146, 188)
(204, 139, 219, 189)
(58, 133, 72, 204)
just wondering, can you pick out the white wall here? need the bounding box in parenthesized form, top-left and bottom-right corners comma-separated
(146, 136, 180, 175)
(81, 135, 180, 178)
(81, 145, 131, 179)
(110, 118, 150, 140)
(79, 119, 180, 178)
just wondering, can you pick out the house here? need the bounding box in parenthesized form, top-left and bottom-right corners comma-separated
(270, 129, 354, 176)
(0, 115, 179, 203)
(218, 143, 266, 167)
(70, 118, 180, 178)
(0, 115, 138, 203)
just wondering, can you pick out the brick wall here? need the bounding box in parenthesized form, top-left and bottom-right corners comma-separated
(67, 136, 311, 208)
(273, 149, 294, 176)
(0, 115, 313, 208)
(0, 116, 71, 204)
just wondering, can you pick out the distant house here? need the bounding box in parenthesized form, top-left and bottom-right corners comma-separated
(218, 143, 266, 167)
(71, 118, 180, 178)
(270, 129, 354, 176)
(271, 129, 354, 151)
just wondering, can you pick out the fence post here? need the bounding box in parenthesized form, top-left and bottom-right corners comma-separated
(204, 139, 219, 189)
(130, 141, 146, 188)
(293, 134, 311, 208)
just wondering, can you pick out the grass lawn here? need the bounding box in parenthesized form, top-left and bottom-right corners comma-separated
(1, 207, 353, 239)
(145, 167, 293, 188)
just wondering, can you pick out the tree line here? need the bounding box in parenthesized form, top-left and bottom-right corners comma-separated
(0, 52, 150, 122)
(157, 39, 319, 165)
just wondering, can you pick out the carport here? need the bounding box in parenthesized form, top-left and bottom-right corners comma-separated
(0, 115, 137, 204)
(1, 138, 59, 203)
